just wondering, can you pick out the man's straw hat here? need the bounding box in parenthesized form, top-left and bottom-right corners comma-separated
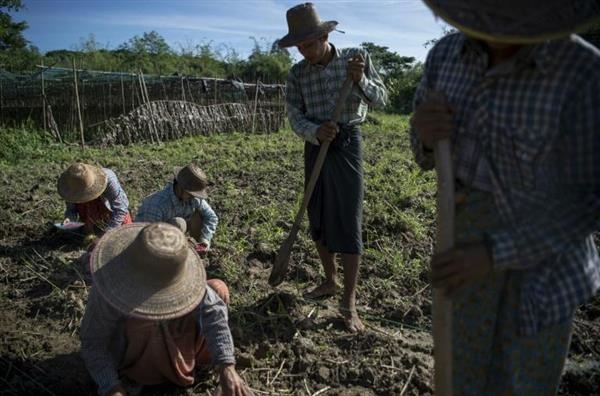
(278, 2, 338, 48)
(57, 163, 108, 203)
(175, 164, 208, 199)
(423, 0, 600, 44)
(89, 222, 207, 320)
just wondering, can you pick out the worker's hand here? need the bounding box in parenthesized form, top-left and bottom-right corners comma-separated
(347, 53, 365, 82)
(195, 242, 209, 254)
(107, 384, 127, 396)
(316, 121, 339, 143)
(62, 218, 71, 226)
(215, 365, 252, 396)
(410, 91, 454, 151)
(430, 242, 492, 297)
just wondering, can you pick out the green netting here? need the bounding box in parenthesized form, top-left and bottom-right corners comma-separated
(0, 66, 286, 143)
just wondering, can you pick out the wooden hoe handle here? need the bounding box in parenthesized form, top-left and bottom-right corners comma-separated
(269, 78, 354, 287)
(433, 138, 454, 396)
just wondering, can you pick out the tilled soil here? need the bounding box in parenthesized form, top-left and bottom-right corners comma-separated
(1, 128, 599, 395)
(1, 214, 598, 396)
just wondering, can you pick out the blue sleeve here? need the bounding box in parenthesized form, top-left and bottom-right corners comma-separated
(102, 170, 130, 229)
(199, 199, 218, 244)
(80, 288, 123, 395)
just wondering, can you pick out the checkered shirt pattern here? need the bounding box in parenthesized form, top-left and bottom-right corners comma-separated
(135, 183, 218, 244)
(286, 44, 387, 144)
(411, 33, 600, 335)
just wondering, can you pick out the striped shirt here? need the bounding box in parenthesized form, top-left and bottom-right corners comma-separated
(286, 44, 388, 144)
(80, 286, 234, 396)
(135, 183, 218, 244)
(65, 168, 130, 230)
(411, 33, 600, 335)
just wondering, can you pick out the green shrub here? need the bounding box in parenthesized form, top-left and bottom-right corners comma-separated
(0, 125, 54, 165)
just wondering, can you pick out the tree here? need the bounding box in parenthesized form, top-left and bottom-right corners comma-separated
(0, 0, 41, 71)
(360, 42, 421, 114)
(119, 31, 173, 74)
(360, 42, 415, 79)
(423, 26, 457, 49)
(0, 0, 27, 50)
(243, 37, 292, 82)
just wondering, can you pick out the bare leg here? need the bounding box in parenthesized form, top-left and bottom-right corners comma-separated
(340, 253, 364, 332)
(304, 241, 340, 299)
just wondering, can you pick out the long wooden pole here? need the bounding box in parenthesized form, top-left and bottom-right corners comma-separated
(181, 76, 186, 102)
(120, 75, 126, 114)
(269, 78, 354, 287)
(72, 59, 85, 148)
(251, 79, 260, 133)
(40, 61, 46, 132)
(433, 136, 454, 396)
(140, 70, 160, 143)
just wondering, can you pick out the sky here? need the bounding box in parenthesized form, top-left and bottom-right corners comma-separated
(12, 0, 449, 62)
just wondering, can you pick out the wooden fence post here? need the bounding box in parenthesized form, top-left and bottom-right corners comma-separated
(72, 59, 85, 148)
(40, 61, 46, 132)
(181, 76, 186, 101)
(120, 75, 126, 114)
(251, 79, 260, 133)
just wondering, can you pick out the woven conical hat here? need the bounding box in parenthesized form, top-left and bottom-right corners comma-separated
(423, 0, 600, 43)
(90, 222, 206, 320)
(57, 163, 107, 203)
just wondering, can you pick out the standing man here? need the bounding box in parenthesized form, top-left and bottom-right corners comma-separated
(412, 1, 600, 394)
(279, 3, 387, 332)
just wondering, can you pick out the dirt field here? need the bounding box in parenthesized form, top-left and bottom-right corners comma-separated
(1, 115, 598, 395)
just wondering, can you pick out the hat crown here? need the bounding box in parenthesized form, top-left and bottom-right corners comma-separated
(64, 163, 95, 190)
(130, 223, 189, 286)
(176, 164, 208, 195)
(286, 2, 325, 39)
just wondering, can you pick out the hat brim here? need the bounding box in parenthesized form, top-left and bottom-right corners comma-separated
(89, 223, 207, 320)
(173, 166, 208, 199)
(278, 21, 338, 48)
(424, 0, 600, 44)
(58, 165, 108, 203)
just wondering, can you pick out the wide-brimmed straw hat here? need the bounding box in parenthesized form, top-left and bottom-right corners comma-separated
(423, 0, 600, 44)
(57, 163, 108, 203)
(278, 2, 338, 48)
(175, 164, 208, 199)
(90, 222, 207, 320)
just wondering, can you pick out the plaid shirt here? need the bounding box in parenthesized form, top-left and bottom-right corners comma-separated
(80, 286, 234, 396)
(411, 33, 600, 335)
(135, 183, 218, 244)
(65, 168, 130, 230)
(286, 44, 387, 144)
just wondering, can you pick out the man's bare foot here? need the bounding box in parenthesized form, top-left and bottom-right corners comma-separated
(339, 305, 365, 333)
(303, 281, 340, 299)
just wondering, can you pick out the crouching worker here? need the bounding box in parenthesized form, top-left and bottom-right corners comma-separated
(58, 163, 132, 240)
(80, 222, 251, 396)
(136, 163, 217, 253)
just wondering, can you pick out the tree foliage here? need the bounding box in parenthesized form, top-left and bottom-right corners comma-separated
(0, 0, 35, 70)
(2, 4, 424, 112)
(360, 42, 422, 114)
(0, 0, 26, 50)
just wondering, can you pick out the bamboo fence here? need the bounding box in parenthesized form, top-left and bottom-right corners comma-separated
(0, 67, 286, 145)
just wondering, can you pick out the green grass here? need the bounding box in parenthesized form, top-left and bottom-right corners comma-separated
(0, 112, 436, 301)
